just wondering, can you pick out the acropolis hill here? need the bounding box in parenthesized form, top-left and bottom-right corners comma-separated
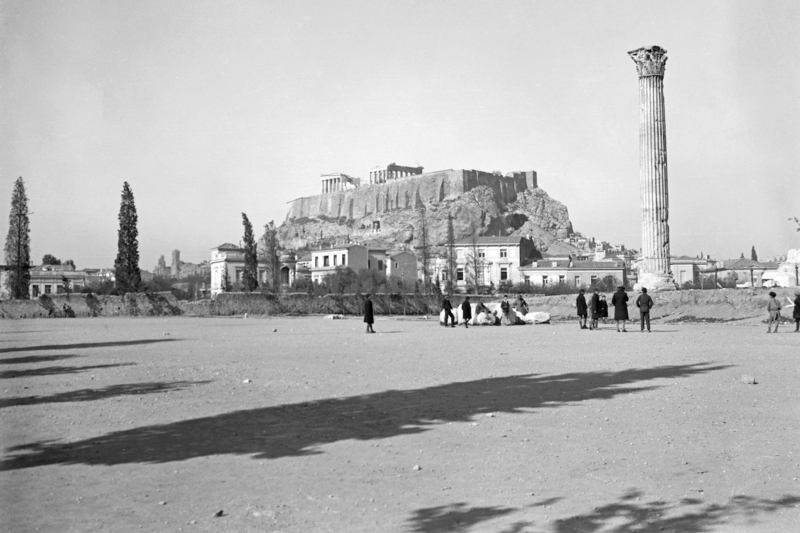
(279, 164, 574, 253)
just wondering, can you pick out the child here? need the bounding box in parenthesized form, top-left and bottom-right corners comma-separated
(766, 291, 781, 333)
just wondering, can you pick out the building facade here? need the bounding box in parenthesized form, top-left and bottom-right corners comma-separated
(368, 163, 423, 185)
(519, 259, 627, 288)
(309, 245, 391, 283)
(452, 236, 538, 288)
(385, 251, 418, 287)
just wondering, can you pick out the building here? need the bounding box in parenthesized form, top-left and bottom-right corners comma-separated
(520, 258, 627, 288)
(669, 255, 715, 286)
(210, 243, 269, 296)
(368, 163, 423, 185)
(452, 236, 539, 288)
(703, 258, 779, 288)
(29, 264, 89, 297)
(320, 173, 360, 194)
(309, 244, 389, 283)
(385, 251, 418, 287)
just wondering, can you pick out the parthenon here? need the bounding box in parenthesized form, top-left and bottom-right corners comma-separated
(320, 173, 359, 194)
(368, 163, 423, 185)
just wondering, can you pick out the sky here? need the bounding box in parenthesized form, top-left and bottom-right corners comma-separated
(1, 0, 798, 269)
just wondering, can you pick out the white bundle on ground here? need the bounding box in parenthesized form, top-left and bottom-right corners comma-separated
(324, 314, 345, 320)
(522, 311, 551, 324)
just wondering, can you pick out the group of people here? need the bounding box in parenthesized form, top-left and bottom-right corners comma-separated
(363, 288, 800, 334)
(576, 286, 652, 332)
(766, 290, 800, 333)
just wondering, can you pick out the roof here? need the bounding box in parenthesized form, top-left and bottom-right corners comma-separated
(297, 253, 312, 262)
(214, 243, 242, 251)
(522, 260, 624, 271)
(723, 258, 770, 270)
(454, 236, 530, 246)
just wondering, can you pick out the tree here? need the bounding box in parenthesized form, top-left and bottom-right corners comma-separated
(61, 275, 72, 295)
(790, 217, 800, 232)
(259, 221, 279, 290)
(740, 252, 745, 259)
(42, 254, 61, 265)
(220, 268, 232, 293)
(4, 177, 31, 298)
(445, 213, 456, 294)
(241, 213, 259, 292)
(114, 182, 142, 294)
(416, 207, 431, 290)
(464, 226, 483, 292)
(750, 246, 758, 261)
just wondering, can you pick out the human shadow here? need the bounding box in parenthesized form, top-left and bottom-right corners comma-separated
(0, 380, 210, 409)
(0, 338, 180, 354)
(0, 363, 728, 471)
(405, 490, 800, 533)
(0, 354, 82, 365)
(0, 363, 135, 379)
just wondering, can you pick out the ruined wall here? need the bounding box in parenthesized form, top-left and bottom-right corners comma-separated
(286, 169, 530, 222)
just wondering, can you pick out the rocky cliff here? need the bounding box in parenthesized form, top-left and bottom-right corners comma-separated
(278, 169, 573, 254)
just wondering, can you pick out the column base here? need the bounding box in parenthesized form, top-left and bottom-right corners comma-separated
(634, 272, 677, 292)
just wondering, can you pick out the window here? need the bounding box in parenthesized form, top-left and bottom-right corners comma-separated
(372, 221, 381, 232)
(394, 262, 399, 269)
(680, 270, 687, 282)
(590, 275, 598, 284)
(342, 254, 346, 265)
(542, 276, 548, 286)
(57, 285, 65, 294)
(377, 260, 384, 271)
(368, 260, 371, 269)
(478, 249, 485, 258)
(45, 285, 51, 294)
(500, 249, 508, 258)
(32, 285, 40, 297)
(559, 275, 565, 284)
(500, 267, 508, 281)
(323, 256, 329, 267)
(457, 268, 464, 281)
(574, 276, 581, 285)
(314, 257, 319, 268)
(524, 276, 530, 286)
(333, 255, 337, 266)
(235, 269, 244, 282)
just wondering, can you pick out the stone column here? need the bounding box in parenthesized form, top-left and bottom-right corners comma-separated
(629, 45, 676, 291)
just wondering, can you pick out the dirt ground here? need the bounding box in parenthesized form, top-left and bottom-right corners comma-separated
(1, 316, 798, 533)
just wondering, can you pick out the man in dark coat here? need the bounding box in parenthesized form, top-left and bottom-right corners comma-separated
(576, 289, 588, 329)
(461, 296, 472, 328)
(599, 294, 609, 323)
(793, 291, 800, 333)
(611, 286, 629, 332)
(635, 287, 654, 332)
(442, 295, 455, 328)
(589, 288, 600, 330)
(363, 294, 375, 334)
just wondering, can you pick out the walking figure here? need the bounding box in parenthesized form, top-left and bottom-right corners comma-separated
(766, 291, 781, 333)
(611, 286, 629, 332)
(635, 287, 654, 332)
(589, 288, 600, 330)
(364, 294, 375, 334)
(793, 291, 800, 333)
(576, 289, 588, 329)
(461, 296, 472, 328)
(442, 295, 455, 328)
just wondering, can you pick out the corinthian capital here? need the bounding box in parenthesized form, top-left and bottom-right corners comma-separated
(628, 46, 667, 78)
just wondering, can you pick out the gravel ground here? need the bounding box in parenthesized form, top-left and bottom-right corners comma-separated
(1, 316, 798, 532)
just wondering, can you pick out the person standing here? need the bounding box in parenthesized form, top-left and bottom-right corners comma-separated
(576, 289, 588, 329)
(635, 287, 654, 332)
(599, 294, 609, 324)
(611, 286, 629, 332)
(766, 291, 782, 333)
(442, 295, 455, 328)
(589, 288, 600, 330)
(792, 291, 800, 333)
(364, 294, 375, 334)
(500, 295, 514, 325)
(461, 296, 472, 329)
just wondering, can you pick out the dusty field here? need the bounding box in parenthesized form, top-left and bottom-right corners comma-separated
(1, 316, 798, 533)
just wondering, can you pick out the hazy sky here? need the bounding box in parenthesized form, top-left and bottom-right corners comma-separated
(2, 0, 798, 269)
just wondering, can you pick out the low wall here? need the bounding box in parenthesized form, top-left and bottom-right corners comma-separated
(0, 292, 181, 319)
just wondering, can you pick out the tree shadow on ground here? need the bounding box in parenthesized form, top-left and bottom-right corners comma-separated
(0, 363, 728, 471)
(0, 354, 82, 365)
(0, 338, 180, 355)
(407, 490, 800, 533)
(0, 380, 210, 409)
(0, 363, 135, 379)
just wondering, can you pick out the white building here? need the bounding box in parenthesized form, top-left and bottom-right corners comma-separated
(452, 236, 538, 288)
(309, 245, 389, 283)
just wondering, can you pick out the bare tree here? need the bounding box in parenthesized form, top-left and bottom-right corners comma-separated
(463, 226, 483, 292)
(259, 221, 280, 290)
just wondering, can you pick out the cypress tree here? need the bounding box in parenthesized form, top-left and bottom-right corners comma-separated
(445, 213, 456, 294)
(114, 182, 141, 294)
(750, 246, 758, 261)
(4, 177, 31, 299)
(241, 213, 259, 292)
(416, 207, 430, 290)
